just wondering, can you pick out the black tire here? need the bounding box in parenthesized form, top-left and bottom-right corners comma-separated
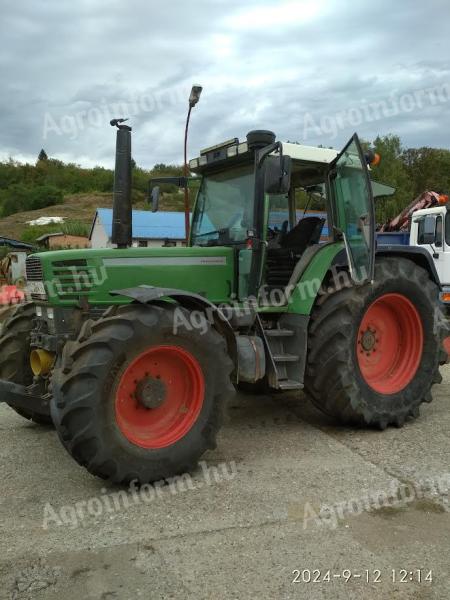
(0, 303, 52, 425)
(51, 303, 235, 485)
(305, 258, 444, 429)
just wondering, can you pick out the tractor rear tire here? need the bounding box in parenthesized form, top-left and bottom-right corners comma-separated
(0, 303, 53, 425)
(305, 258, 444, 429)
(51, 303, 235, 485)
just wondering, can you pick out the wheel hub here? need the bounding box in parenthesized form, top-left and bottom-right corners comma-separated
(135, 377, 166, 409)
(360, 328, 377, 353)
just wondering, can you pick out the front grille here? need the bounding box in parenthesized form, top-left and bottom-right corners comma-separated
(26, 256, 44, 281)
(26, 256, 47, 301)
(51, 259, 97, 298)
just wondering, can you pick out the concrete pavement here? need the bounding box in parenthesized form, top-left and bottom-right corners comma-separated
(0, 366, 449, 599)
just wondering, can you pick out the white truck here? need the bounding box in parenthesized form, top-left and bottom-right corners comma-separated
(410, 204, 450, 311)
(378, 191, 450, 312)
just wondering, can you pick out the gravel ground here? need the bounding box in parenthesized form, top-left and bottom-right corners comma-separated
(0, 366, 449, 600)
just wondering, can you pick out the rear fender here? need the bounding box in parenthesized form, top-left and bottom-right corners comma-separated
(286, 242, 345, 315)
(331, 245, 441, 289)
(376, 246, 441, 288)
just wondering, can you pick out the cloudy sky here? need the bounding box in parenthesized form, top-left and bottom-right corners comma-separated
(1, 0, 449, 168)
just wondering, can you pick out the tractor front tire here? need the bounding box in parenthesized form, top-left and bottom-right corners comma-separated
(51, 304, 235, 485)
(305, 258, 444, 429)
(0, 303, 53, 425)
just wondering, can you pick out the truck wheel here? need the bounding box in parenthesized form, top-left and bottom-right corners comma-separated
(305, 258, 444, 429)
(0, 303, 53, 425)
(51, 304, 235, 485)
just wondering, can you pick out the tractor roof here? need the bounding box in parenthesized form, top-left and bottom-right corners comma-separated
(280, 143, 337, 164)
(189, 138, 338, 174)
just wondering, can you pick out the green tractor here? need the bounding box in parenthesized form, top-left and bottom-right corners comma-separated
(0, 122, 447, 485)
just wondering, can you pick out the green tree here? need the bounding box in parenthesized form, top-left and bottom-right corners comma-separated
(30, 185, 64, 210)
(38, 149, 48, 162)
(402, 147, 450, 197)
(370, 135, 414, 224)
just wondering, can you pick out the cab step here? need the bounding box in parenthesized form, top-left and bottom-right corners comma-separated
(265, 328, 295, 338)
(278, 379, 304, 391)
(257, 318, 306, 391)
(273, 353, 299, 363)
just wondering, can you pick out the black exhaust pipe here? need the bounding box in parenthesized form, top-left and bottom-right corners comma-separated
(110, 118, 132, 248)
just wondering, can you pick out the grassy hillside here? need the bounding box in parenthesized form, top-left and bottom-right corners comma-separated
(0, 190, 186, 242)
(0, 155, 186, 243)
(1, 134, 450, 244)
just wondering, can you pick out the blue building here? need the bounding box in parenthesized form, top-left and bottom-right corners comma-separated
(90, 209, 189, 248)
(89, 208, 329, 249)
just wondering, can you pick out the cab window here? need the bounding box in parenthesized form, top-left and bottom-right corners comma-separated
(436, 216, 443, 247)
(268, 193, 290, 239)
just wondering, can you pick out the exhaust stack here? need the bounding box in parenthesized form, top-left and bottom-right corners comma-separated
(110, 118, 132, 248)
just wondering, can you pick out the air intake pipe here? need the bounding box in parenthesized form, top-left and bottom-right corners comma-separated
(110, 118, 132, 248)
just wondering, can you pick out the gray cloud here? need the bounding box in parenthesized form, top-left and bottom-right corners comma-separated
(1, 0, 449, 167)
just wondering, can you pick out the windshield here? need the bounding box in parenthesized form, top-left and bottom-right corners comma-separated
(191, 164, 255, 246)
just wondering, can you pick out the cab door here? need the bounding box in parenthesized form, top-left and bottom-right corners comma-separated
(329, 134, 376, 283)
(415, 211, 447, 284)
(443, 212, 450, 286)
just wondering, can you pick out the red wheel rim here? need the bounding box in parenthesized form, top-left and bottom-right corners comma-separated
(115, 345, 204, 449)
(356, 293, 424, 395)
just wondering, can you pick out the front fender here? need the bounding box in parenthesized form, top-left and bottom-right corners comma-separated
(110, 285, 237, 363)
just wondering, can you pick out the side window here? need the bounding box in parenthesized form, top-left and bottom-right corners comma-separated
(268, 193, 289, 236)
(417, 219, 425, 244)
(446, 213, 450, 247)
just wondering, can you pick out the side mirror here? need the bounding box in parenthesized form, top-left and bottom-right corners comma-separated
(422, 232, 436, 245)
(148, 175, 200, 213)
(150, 186, 160, 212)
(421, 215, 437, 244)
(264, 155, 292, 195)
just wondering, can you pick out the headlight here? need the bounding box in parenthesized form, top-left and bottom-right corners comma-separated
(35, 306, 43, 317)
(47, 308, 54, 320)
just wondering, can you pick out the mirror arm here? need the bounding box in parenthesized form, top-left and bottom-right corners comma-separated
(256, 141, 283, 167)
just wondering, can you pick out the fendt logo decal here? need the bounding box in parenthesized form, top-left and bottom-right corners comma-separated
(102, 257, 227, 267)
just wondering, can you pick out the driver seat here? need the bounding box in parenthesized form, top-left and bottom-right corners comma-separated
(266, 216, 325, 289)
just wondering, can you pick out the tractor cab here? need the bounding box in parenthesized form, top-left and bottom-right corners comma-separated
(188, 131, 376, 305)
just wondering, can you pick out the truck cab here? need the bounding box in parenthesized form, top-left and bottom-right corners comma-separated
(410, 205, 450, 307)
